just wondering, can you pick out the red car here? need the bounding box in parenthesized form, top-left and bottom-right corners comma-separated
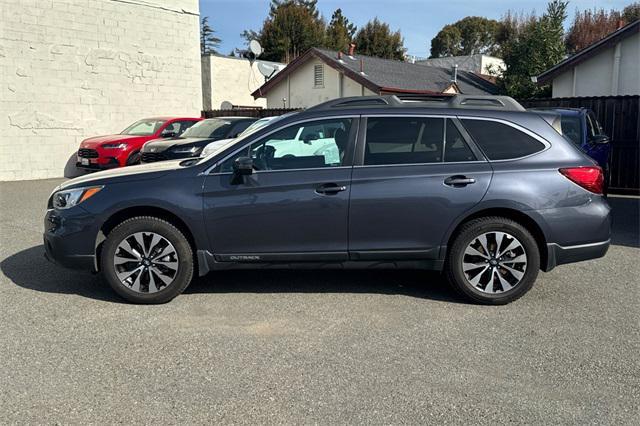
(76, 117, 202, 170)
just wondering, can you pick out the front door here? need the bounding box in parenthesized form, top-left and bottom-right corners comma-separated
(202, 117, 358, 261)
(348, 116, 492, 260)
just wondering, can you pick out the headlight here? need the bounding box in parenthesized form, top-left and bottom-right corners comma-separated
(171, 146, 202, 155)
(52, 186, 103, 209)
(102, 143, 128, 149)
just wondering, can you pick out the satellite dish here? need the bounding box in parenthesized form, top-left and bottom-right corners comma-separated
(257, 61, 278, 80)
(249, 40, 263, 57)
(220, 101, 233, 110)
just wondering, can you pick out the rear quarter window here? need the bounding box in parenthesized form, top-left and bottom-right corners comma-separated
(461, 119, 546, 160)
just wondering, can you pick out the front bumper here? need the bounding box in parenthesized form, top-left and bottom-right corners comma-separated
(43, 208, 98, 271)
(76, 157, 120, 171)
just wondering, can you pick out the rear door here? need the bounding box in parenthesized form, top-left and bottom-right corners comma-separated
(348, 115, 492, 260)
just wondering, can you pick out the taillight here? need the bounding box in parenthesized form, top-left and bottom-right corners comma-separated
(559, 166, 604, 194)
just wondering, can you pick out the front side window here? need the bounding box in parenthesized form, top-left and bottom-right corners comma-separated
(364, 117, 445, 165)
(182, 119, 232, 138)
(461, 119, 545, 160)
(121, 119, 166, 136)
(219, 118, 353, 172)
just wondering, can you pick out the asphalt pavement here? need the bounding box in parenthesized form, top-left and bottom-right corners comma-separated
(1, 178, 638, 424)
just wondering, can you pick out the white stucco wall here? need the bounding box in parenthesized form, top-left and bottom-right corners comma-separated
(0, 0, 202, 181)
(264, 59, 376, 108)
(202, 55, 284, 110)
(551, 32, 639, 97)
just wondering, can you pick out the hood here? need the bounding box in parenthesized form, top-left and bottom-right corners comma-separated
(59, 159, 189, 190)
(142, 137, 216, 153)
(80, 134, 145, 148)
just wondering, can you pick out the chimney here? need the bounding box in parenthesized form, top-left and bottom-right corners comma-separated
(617, 19, 625, 29)
(348, 43, 356, 57)
(360, 58, 365, 75)
(338, 51, 343, 60)
(451, 64, 458, 83)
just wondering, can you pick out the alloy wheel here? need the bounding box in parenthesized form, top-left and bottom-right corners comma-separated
(113, 232, 179, 293)
(462, 231, 528, 294)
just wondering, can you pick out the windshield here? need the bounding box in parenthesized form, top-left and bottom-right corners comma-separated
(238, 117, 275, 137)
(182, 119, 232, 138)
(121, 119, 166, 136)
(559, 115, 582, 146)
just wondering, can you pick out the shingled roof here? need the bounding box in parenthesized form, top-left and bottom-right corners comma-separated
(251, 48, 498, 99)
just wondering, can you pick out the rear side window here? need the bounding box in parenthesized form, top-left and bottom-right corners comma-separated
(461, 119, 545, 160)
(444, 119, 475, 162)
(364, 117, 444, 165)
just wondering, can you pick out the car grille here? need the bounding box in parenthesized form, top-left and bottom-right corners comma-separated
(78, 148, 98, 158)
(141, 152, 168, 163)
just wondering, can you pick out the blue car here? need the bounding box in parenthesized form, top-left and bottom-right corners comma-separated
(531, 108, 611, 188)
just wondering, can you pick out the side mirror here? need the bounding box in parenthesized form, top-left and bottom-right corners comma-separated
(590, 135, 610, 145)
(231, 156, 253, 184)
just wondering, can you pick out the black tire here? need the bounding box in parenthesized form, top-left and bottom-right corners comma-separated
(445, 216, 540, 305)
(101, 216, 194, 304)
(126, 151, 141, 166)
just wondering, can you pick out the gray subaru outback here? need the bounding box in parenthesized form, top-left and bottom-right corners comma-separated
(44, 95, 611, 304)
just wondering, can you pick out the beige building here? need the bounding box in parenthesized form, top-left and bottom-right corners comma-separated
(201, 54, 285, 110)
(0, 0, 202, 181)
(537, 20, 640, 98)
(252, 48, 497, 109)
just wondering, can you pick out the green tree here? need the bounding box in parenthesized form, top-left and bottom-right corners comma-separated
(325, 8, 357, 52)
(499, 0, 568, 98)
(353, 18, 405, 60)
(200, 16, 221, 55)
(430, 17, 502, 58)
(243, 0, 326, 62)
(622, 2, 640, 22)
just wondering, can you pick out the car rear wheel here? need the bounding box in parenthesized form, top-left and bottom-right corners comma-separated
(101, 216, 194, 304)
(445, 217, 540, 305)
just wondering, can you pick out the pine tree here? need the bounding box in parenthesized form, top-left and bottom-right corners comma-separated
(200, 17, 221, 55)
(325, 8, 357, 52)
(353, 18, 405, 60)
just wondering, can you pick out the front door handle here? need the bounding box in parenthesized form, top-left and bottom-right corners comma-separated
(315, 183, 347, 195)
(444, 175, 476, 187)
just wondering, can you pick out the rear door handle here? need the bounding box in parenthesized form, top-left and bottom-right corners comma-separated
(315, 183, 347, 195)
(444, 175, 476, 187)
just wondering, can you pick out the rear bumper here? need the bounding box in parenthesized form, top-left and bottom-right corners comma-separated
(545, 239, 610, 271)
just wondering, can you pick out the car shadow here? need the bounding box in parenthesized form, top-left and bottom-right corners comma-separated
(63, 152, 91, 179)
(608, 195, 640, 248)
(1, 245, 462, 304)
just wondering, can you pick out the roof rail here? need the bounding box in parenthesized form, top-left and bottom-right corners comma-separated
(307, 94, 526, 112)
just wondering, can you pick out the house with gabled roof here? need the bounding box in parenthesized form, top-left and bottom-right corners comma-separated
(537, 20, 639, 97)
(251, 47, 498, 108)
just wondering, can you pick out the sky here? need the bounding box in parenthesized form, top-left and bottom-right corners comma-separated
(199, 0, 633, 58)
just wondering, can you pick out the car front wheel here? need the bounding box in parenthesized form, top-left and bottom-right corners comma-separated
(445, 217, 540, 305)
(101, 216, 194, 304)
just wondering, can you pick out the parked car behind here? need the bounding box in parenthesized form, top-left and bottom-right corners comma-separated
(45, 95, 610, 305)
(200, 116, 282, 158)
(141, 117, 256, 163)
(530, 107, 611, 187)
(76, 117, 201, 170)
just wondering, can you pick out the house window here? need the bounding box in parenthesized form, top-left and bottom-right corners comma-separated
(314, 64, 324, 88)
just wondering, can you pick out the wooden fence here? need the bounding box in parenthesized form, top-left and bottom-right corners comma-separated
(520, 96, 640, 194)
